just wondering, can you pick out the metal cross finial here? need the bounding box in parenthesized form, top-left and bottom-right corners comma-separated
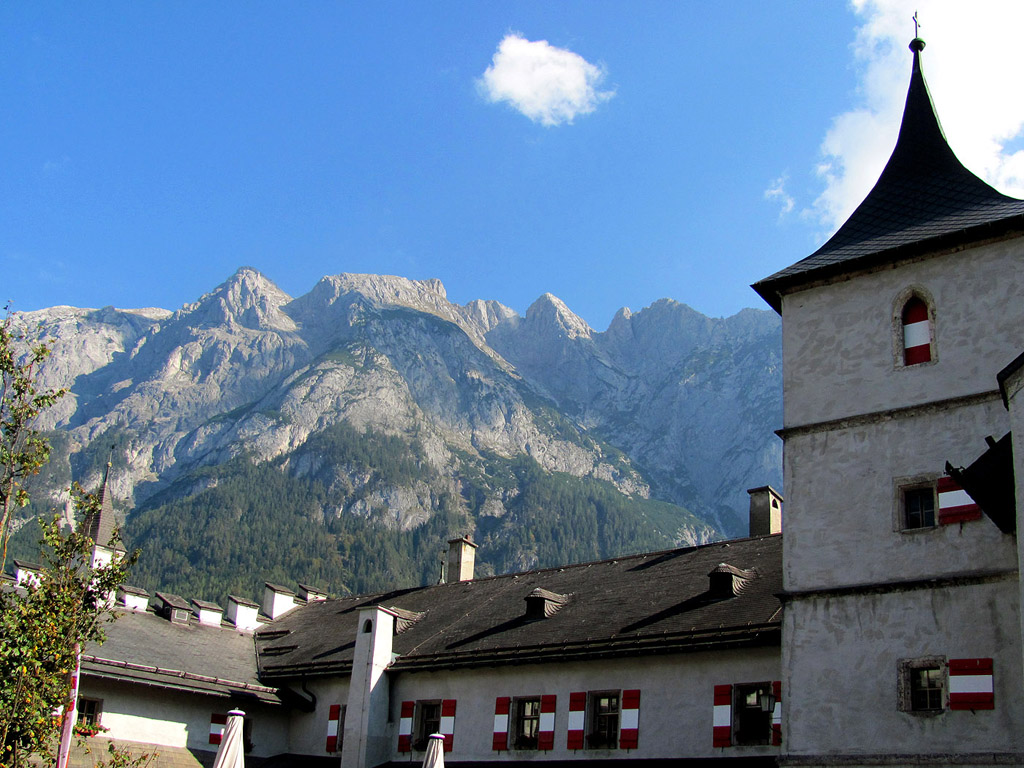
(913, 11, 920, 38)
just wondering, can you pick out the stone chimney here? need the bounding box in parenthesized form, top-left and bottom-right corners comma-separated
(747, 485, 783, 536)
(226, 595, 261, 631)
(446, 537, 477, 582)
(263, 582, 298, 619)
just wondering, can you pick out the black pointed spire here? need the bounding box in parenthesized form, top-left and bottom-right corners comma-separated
(83, 455, 125, 552)
(754, 38, 1024, 312)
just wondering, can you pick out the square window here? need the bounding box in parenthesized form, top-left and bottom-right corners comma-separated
(414, 701, 441, 751)
(733, 684, 772, 746)
(586, 692, 619, 749)
(512, 698, 540, 750)
(911, 668, 943, 711)
(77, 698, 102, 728)
(898, 657, 946, 714)
(903, 486, 936, 529)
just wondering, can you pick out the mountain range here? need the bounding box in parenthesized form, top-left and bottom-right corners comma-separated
(11, 268, 782, 602)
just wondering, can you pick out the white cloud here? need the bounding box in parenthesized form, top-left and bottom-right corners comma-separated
(764, 175, 795, 217)
(479, 34, 614, 127)
(811, 0, 1024, 232)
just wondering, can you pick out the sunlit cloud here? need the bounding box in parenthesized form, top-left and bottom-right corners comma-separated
(764, 175, 795, 217)
(478, 33, 614, 127)
(811, 0, 1024, 233)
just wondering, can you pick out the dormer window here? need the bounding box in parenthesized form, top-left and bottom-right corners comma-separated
(900, 295, 932, 365)
(524, 588, 568, 620)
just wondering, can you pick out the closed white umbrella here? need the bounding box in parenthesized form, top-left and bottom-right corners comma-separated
(421, 733, 445, 768)
(212, 710, 246, 768)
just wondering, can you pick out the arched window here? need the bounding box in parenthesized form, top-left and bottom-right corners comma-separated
(362, 619, 373, 634)
(901, 295, 932, 365)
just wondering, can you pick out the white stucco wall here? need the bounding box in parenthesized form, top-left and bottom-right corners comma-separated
(1002, 367, 1024, 689)
(79, 678, 289, 758)
(285, 677, 349, 756)
(782, 401, 1016, 592)
(781, 238, 1024, 429)
(369, 648, 781, 762)
(782, 580, 1022, 759)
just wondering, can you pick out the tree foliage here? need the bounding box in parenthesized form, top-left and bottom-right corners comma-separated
(0, 306, 66, 568)
(0, 486, 138, 768)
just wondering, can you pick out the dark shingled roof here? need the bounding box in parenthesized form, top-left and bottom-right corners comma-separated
(256, 534, 782, 679)
(753, 38, 1024, 313)
(82, 462, 126, 552)
(82, 607, 280, 704)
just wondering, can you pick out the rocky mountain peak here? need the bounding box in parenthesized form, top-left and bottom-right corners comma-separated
(525, 293, 593, 340)
(181, 267, 295, 331)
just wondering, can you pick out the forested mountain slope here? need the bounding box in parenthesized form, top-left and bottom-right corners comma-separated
(11, 268, 781, 604)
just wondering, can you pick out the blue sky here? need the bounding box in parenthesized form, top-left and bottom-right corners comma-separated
(3, 2, 1023, 330)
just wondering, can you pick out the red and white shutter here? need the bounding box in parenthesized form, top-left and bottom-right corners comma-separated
(619, 689, 640, 749)
(771, 681, 782, 746)
(902, 298, 931, 365)
(937, 477, 981, 524)
(209, 713, 227, 745)
(949, 658, 994, 710)
(567, 691, 586, 750)
(538, 694, 556, 751)
(492, 697, 509, 751)
(713, 685, 732, 748)
(440, 699, 456, 752)
(326, 704, 342, 753)
(397, 701, 414, 753)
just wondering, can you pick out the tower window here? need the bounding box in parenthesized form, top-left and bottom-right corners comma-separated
(901, 296, 932, 365)
(898, 657, 946, 714)
(902, 485, 936, 530)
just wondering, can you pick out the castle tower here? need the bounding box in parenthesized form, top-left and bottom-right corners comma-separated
(754, 37, 1024, 764)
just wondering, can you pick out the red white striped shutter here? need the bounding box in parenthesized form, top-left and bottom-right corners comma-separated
(440, 699, 456, 752)
(948, 658, 994, 710)
(326, 704, 342, 753)
(937, 477, 981, 524)
(492, 697, 509, 751)
(619, 689, 640, 749)
(713, 685, 732, 748)
(567, 691, 586, 749)
(397, 700, 414, 753)
(902, 297, 931, 365)
(771, 681, 782, 746)
(539, 695, 557, 750)
(209, 713, 227, 745)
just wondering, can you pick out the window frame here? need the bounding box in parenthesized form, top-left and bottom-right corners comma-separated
(413, 700, 442, 751)
(585, 691, 620, 750)
(898, 656, 947, 715)
(894, 476, 939, 533)
(511, 697, 541, 750)
(732, 683, 773, 746)
(77, 697, 103, 728)
(892, 287, 937, 369)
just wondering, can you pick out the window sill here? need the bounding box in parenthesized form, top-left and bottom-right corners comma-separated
(898, 524, 938, 535)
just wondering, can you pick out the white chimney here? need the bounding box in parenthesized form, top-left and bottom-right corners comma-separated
(226, 595, 261, 631)
(263, 582, 298, 620)
(13, 559, 42, 588)
(747, 485, 783, 536)
(192, 599, 224, 627)
(446, 537, 478, 582)
(298, 583, 328, 603)
(118, 585, 150, 612)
